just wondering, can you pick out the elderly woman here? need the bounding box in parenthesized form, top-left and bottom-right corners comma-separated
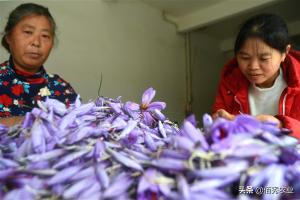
(0, 3, 77, 126)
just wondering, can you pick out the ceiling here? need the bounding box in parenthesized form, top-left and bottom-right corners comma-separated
(201, 0, 300, 51)
(141, 0, 224, 17)
(141, 0, 300, 50)
(142, 0, 300, 35)
(142, 0, 280, 32)
(200, 0, 300, 40)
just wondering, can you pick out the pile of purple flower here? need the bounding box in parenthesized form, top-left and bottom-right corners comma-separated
(0, 88, 299, 200)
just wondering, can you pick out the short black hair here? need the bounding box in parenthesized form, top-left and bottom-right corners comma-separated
(1, 3, 56, 53)
(234, 13, 289, 54)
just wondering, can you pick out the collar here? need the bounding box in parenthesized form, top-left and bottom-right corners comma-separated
(8, 56, 47, 84)
(251, 68, 286, 91)
(281, 49, 300, 90)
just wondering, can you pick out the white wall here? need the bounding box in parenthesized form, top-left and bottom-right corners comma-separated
(190, 31, 226, 121)
(0, 0, 186, 122)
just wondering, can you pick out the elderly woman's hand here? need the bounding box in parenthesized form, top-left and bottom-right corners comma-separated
(212, 109, 235, 120)
(0, 116, 24, 127)
(255, 114, 282, 128)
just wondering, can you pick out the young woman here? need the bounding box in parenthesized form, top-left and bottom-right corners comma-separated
(212, 13, 300, 139)
(0, 3, 77, 126)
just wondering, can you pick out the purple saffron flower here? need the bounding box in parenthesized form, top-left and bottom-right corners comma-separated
(111, 117, 127, 130)
(152, 109, 166, 121)
(21, 112, 35, 130)
(137, 169, 160, 199)
(69, 166, 94, 182)
(142, 112, 156, 127)
(94, 162, 110, 189)
(93, 140, 106, 160)
(26, 149, 66, 162)
(48, 165, 83, 185)
(123, 101, 140, 119)
(59, 112, 77, 131)
(144, 132, 158, 152)
(263, 164, 286, 200)
(0, 124, 8, 135)
(31, 119, 46, 153)
(70, 126, 98, 143)
(121, 129, 140, 147)
(106, 147, 143, 171)
(177, 174, 190, 200)
(190, 189, 232, 200)
(141, 87, 166, 111)
(117, 120, 138, 140)
(190, 174, 240, 192)
(141, 88, 156, 109)
(0, 158, 19, 168)
(280, 147, 300, 165)
(173, 136, 195, 152)
(124, 148, 151, 161)
(192, 160, 248, 178)
(0, 169, 15, 180)
(256, 153, 279, 165)
(203, 113, 213, 132)
(151, 157, 187, 171)
(15, 139, 33, 159)
(186, 114, 197, 127)
(247, 164, 282, 188)
(109, 102, 122, 114)
(210, 115, 261, 143)
(158, 121, 167, 138)
(62, 176, 96, 199)
(78, 183, 101, 199)
(159, 149, 190, 160)
(103, 173, 133, 199)
(53, 149, 90, 169)
(181, 120, 209, 151)
(43, 98, 67, 116)
(147, 102, 166, 111)
(4, 188, 36, 200)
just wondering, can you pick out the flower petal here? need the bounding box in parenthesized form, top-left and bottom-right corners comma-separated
(142, 87, 156, 106)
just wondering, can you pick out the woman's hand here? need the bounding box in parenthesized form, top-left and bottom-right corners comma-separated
(0, 116, 24, 127)
(255, 114, 282, 127)
(212, 109, 235, 120)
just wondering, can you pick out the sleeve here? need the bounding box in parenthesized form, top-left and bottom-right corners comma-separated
(64, 82, 78, 104)
(212, 78, 228, 114)
(52, 74, 79, 107)
(276, 115, 300, 140)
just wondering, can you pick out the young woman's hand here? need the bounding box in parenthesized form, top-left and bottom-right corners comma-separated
(255, 114, 282, 127)
(212, 109, 235, 120)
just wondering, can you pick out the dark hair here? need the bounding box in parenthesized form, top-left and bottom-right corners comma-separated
(1, 3, 56, 53)
(234, 13, 289, 54)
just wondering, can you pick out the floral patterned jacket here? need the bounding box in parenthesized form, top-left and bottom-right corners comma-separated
(0, 58, 77, 117)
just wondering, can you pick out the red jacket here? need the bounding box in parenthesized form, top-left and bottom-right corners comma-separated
(212, 50, 300, 139)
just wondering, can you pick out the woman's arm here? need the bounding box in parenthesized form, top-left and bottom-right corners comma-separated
(275, 115, 300, 139)
(0, 116, 24, 127)
(212, 80, 228, 114)
(212, 76, 236, 120)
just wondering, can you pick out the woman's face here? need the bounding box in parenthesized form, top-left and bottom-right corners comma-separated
(6, 14, 54, 73)
(236, 38, 288, 88)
